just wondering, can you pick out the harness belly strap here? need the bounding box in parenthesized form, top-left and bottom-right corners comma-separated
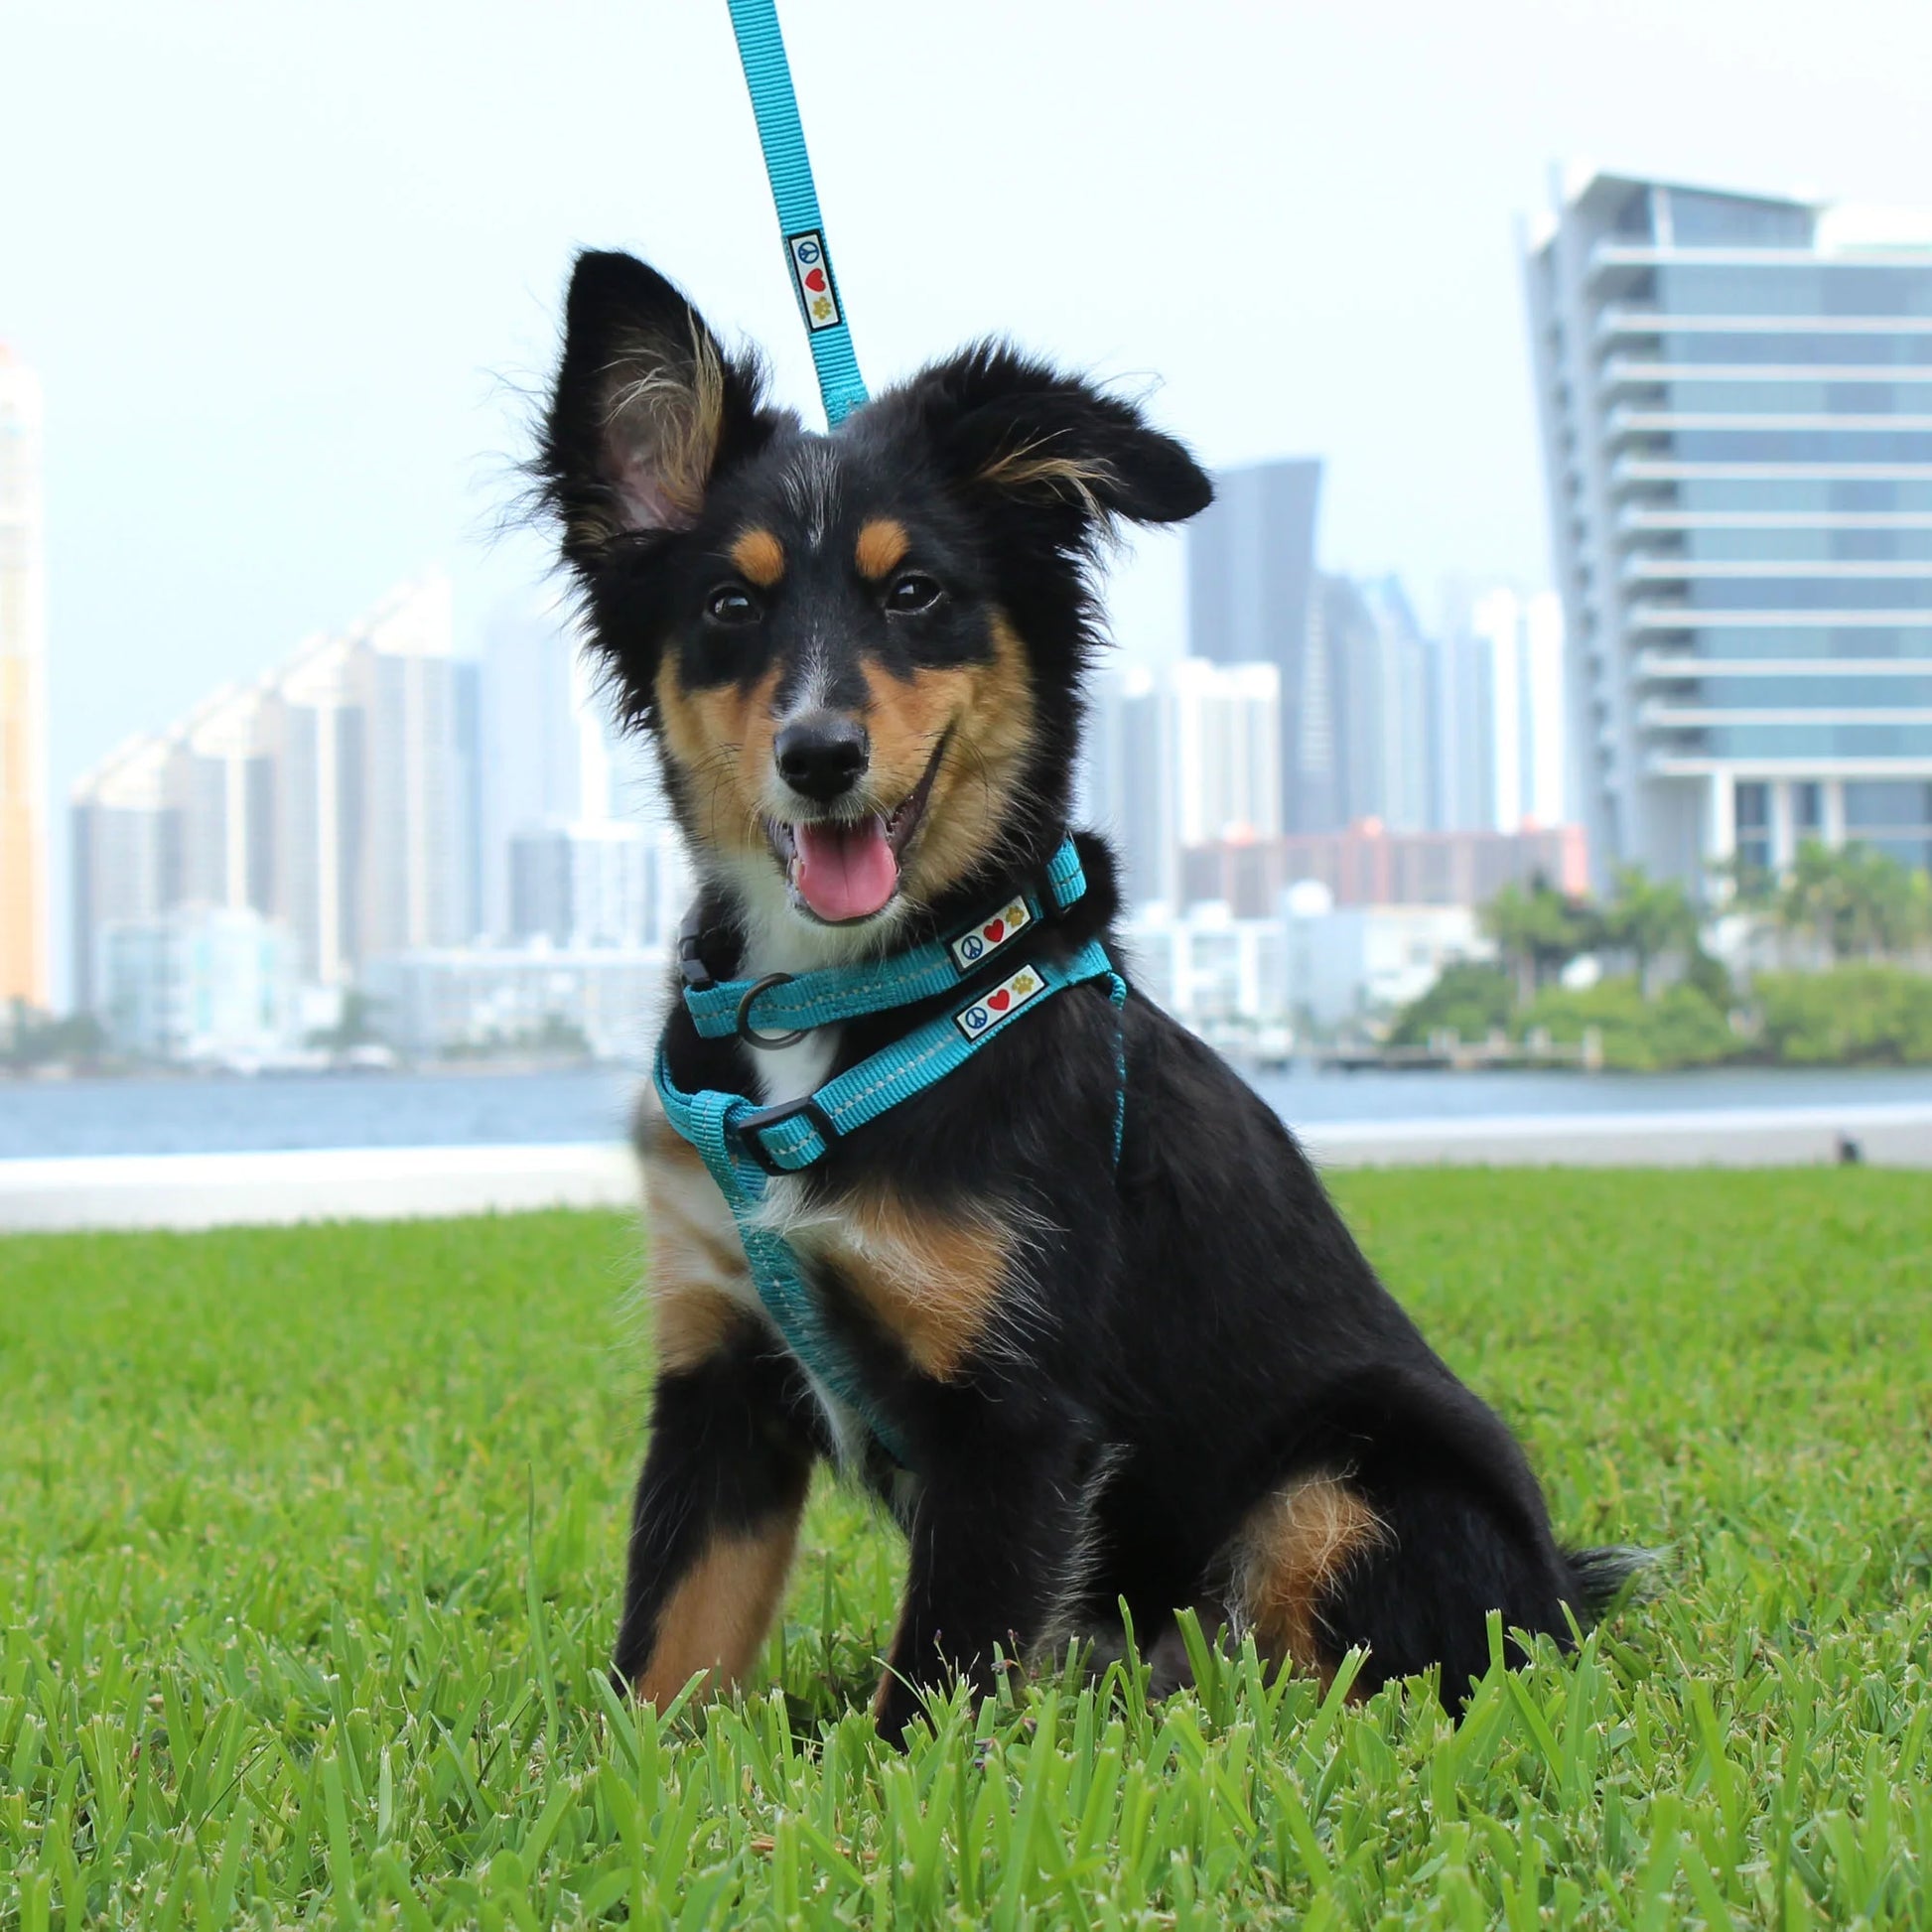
(652, 847, 1125, 1470)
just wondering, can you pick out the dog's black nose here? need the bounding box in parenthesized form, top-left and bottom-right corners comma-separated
(774, 714, 868, 802)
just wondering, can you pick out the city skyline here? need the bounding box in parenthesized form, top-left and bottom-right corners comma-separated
(11, 0, 1932, 999)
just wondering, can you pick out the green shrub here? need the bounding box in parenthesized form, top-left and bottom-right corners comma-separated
(1519, 974, 1740, 1071)
(1753, 964, 1932, 1064)
(1385, 960, 1513, 1045)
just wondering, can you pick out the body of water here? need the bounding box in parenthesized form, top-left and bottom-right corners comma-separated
(4, 1061, 1931, 1161)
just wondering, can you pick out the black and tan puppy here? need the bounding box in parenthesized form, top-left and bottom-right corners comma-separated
(536, 250, 1636, 1738)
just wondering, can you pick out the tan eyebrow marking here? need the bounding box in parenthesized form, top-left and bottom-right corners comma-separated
(728, 527, 785, 588)
(855, 516, 911, 581)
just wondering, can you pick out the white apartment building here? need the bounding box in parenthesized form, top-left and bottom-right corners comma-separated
(1123, 900, 1290, 1030)
(1528, 169, 1932, 887)
(0, 345, 49, 1009)
(98, 904, 295, 1063)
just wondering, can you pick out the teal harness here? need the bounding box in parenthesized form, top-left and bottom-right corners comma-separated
(652, 840, 1126, 1468)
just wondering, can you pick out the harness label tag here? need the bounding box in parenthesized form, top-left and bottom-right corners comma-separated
(948, 896, 1032, 971)
(954, 963, 1046, 1041)
(784, 230, 842, 332)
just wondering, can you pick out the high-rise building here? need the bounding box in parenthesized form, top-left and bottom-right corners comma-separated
(1464, 588, 1567, 831)
(69, 732, 176, 1016)
(1185, 460, 1323, 830)
(509, 821, 665, 950)
(0, 345, 50, 1009)
(269, 629, 366, 987)
(1528, 169, 1932, 886)
(1324, 575, 1437, 833)
(1430, 597, 1499, 835)
(480, 596, 599, 937)
(354, 575, 475, 959)
(1085, 659, 1281, 908)
(479, 593, 686, 944)
(169, 683, 277, 915)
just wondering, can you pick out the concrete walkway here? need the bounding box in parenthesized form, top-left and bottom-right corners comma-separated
(2, 1100, 1927, 1232)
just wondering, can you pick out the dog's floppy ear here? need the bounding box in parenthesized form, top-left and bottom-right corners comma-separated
(902, 342, 1213, 535)
(539, 251, 777, 564)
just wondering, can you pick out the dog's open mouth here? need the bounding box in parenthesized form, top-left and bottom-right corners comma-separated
(767, 739, 946, 925)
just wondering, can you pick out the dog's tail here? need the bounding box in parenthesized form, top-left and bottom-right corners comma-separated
(1564, 1544, 1665, 1625)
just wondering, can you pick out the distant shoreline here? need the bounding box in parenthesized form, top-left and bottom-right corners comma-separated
(7, 1060, 1932, 1165)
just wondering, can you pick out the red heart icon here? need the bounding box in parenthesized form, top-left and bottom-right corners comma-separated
(989, 990, 1011, 1012)
(985, 919, 1005, 944)
(804, 268, 828, 292)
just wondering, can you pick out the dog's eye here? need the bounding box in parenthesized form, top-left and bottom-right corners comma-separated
(885, 572, 943, 616)
(705, 586, 761, 627)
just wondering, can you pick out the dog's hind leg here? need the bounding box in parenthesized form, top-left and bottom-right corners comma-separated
(1223, 1473, 1389, 1693)
(1282, 1466, 1583, 1708)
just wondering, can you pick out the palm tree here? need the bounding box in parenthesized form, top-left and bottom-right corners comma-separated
(1837, 843, 1932, 959)
(1777, 841, 1852, 963)
(1776, 840, 1931, 963)
(1482, 875, 1594, 1007)
(1600, 865, 1701, 999)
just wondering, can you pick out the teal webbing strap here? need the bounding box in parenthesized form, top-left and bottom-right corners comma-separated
(736, 938, 1120, 1171)
(725, 0, 869, 426)
(655, 936, 1125, 1468)
(685, 837, 1091, 1041)
(658, 1081, 897, 1455)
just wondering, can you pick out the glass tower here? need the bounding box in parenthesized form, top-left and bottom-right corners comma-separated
(1526, 170, 1932, 887)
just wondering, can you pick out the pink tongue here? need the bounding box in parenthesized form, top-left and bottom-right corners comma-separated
(793, 819, 900, 921)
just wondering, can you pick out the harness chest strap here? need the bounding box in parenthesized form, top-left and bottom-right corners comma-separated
(653, 855, 1126, 1469)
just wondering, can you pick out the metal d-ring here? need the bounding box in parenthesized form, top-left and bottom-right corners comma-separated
(736, 972, 807, 1049)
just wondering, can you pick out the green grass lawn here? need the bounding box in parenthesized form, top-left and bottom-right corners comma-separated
(1, 1171, 1927, 1928)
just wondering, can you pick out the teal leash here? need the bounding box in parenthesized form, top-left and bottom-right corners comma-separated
(725, 0, 869, 426)
(701, 15, 1133, 1463)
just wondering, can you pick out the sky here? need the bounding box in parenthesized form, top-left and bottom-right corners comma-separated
(8, 0, 1932, 1000)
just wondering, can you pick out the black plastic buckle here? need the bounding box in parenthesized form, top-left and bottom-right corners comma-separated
(676, 905, 716, 992)
(734, 1095, 837, 1176)
(736, 972, 807, 1049)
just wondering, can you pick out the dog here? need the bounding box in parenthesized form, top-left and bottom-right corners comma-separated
(535, 249, 1639, 1738)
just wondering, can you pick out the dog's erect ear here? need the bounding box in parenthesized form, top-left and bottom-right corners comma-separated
(540, 251, 776, 562)
(900, 343, 1213, 534)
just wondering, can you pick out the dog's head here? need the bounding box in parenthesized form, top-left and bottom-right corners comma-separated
(537, 250, 1211, 945)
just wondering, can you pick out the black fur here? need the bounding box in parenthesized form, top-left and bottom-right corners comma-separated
(536, 251, 1642, 1738)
